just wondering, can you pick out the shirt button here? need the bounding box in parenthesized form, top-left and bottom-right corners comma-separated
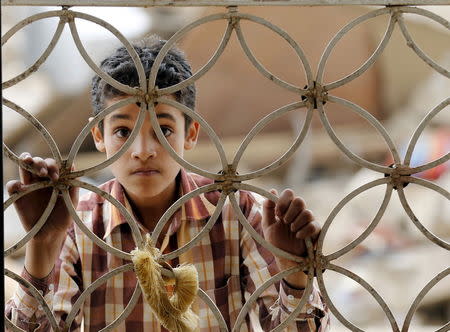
(309, 294, 314, 301)
(306, 308, 313, 314)
(48, 284, 54, 291)
(287, 295, 294, 300)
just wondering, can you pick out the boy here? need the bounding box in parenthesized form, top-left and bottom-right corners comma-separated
(6, 37, 330, 331)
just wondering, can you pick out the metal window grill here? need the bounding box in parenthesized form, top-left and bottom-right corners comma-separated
(2, 1, 449, 331)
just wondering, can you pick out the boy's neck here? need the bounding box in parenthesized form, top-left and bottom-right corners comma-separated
(124, 177, 180, 233)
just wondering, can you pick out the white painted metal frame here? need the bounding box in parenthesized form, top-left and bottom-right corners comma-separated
(2, 1, 449, 331)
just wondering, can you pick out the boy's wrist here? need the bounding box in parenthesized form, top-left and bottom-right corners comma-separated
(25, 236, 64, 279)
(282, 277, 306, 291)
(23, 264, 55, 284)
(275, 257, 307, 289)
(282, 272, 307, 289)
(29, 231, 66, 246)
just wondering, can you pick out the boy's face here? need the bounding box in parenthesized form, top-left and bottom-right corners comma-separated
(90, 96, 199, 201)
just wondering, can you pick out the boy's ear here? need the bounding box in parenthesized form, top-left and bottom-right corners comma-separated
(89, 117, 106, 152)
(184, 121, 200, 151)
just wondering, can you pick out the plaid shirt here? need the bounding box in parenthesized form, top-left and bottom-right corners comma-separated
(6, 169, 330, 331)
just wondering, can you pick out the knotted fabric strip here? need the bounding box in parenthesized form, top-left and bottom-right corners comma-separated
(131, 234, 199, 332)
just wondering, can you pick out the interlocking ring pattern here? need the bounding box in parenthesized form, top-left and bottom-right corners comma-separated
(2, 3, 449, 331)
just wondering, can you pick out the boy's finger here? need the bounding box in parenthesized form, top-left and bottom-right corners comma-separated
(20, 156, 46, 178)
(44, 158, 59, 181)
(31, 157, 47, 177)
(69, 185, 79, 206)
(275, 189, 294, 219)
(266, 189, 278, 207)
(290, 209, 313, 232)
(6, 180, 23, 196)
(18, 152, 34, 184)
(312, 229, 321, 243)
(19, 155, 49, 184)
(262, 189, 278, 228)
(296, 221, 320, 239)
(283, 197, 306, 224)
(19, 152, 33, 164)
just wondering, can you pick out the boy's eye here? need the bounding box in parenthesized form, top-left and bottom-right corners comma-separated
(160, 126, 173, 137)
(115, 128, 131, 138)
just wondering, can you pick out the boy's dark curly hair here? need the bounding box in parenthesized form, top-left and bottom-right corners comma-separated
(91, 36, 195, 133)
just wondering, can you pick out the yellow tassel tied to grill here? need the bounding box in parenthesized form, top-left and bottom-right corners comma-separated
(131, 234, 199, 332)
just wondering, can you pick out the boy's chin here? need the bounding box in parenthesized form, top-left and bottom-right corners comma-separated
(125, 179, 169, 196)
(127, 186, 163, 200)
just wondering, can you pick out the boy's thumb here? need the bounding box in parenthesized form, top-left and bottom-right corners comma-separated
(262, 189, 278, 227)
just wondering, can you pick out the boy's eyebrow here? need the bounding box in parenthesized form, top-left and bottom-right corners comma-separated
(109, 112, 176, 122)
(156, 113, 176, 122)
(109, 113, 131, 122)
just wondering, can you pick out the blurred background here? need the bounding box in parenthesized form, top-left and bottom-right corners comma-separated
(2, 4, 450, 331)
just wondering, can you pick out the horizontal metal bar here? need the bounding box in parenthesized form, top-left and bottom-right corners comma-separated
(2, 0, 450, 7)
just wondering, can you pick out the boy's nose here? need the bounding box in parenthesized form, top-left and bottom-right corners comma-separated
(130, 134, 157, 161)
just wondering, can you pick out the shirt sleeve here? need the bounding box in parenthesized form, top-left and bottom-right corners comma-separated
(5, 227, 84, 332)
(239, 191, 331, 331)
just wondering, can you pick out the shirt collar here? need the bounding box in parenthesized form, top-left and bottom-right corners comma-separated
(103, 168, 215, 240)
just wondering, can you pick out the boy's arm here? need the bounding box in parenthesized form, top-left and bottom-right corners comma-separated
(239, 191, 330, 331)
(5, 267, 56, 331)
(5, 153, 82, 331)
(5, 226, 84, 331)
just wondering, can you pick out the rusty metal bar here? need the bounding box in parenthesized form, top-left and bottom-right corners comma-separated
(157, 188, 227, 261)
(197, 288, 229, 331)
(233, 264, 312, 331)
(235, 20, 302, 93)
(64, 263, 135, 330)
(155, 97, 229, 175)
(401, 268, 450, 332)
(327, 95, 402, 165)
(4, 186, 58, 257)
(232, 102, 312, 181)
(61, 188, 134, 260)
(66, 97, 139, 170)
(5, 269, 59, 331)
(3, 98, 62, 166)
(70, 98, 147, 180)
(317, 99, 396, 174)
(317, 263, 401, 332)
(69, 179, 144, 247)
(236, 12, 314, 85)
(396, 7, 450, 78)
(325, 182, 393, 261)
(404, 98, 450, 166)
(271, 266, 315, 332)
(3, 2, 449, 331)
(397, 178, 450, 250)
(322, 9, 396, 91)
(98, 284, 142, 332)
(2, 18, 65, 90)
(317, 177, 390, 254)
(148, 12, 229, 95)
(229, 186, 309, 263)
(2, 0, 450, 6)
(158, 21, 234, 96)
(68, 10, 147, 94)
(150, 183, 222, 245)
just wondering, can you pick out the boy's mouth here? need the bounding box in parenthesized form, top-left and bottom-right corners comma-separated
(131, 168, 159, 176)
